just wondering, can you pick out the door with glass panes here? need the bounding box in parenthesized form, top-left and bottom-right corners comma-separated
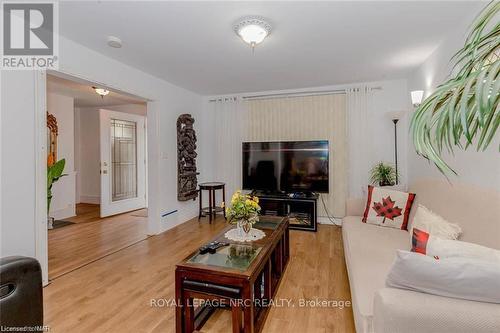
(99, 109, 146, 217)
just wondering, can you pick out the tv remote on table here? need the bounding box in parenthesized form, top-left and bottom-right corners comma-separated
(199, 241, 229, 255)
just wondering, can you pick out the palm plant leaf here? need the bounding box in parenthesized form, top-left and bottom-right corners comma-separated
(410, 1, 500, 175)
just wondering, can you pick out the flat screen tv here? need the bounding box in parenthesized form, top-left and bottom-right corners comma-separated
(242, 140, 329, 193)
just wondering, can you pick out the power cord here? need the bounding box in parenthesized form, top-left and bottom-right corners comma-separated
(319, 193, 343, 226)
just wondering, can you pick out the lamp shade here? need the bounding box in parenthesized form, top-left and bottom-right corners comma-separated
(411, 90, 424, 107)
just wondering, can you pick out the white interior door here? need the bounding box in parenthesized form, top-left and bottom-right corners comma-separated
(100, 109, 146, 217)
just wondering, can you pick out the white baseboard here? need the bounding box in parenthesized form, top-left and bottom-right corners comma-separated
(318, 216, 342, 226)
(50, 205, 76, 220)
(79, 195, 100, 205)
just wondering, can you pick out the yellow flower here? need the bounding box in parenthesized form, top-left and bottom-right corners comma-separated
(245, 199, 253, 207)
(221, 201, 225, 208)
(231, 191, 241, 203)
(252, 196, 259, 204)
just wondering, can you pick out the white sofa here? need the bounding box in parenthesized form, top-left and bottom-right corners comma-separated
(342, 179, 500, 333)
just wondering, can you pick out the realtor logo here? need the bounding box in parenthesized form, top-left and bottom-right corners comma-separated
(1, 1, 58, 69)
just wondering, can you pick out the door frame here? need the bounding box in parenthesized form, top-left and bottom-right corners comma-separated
(35, 69, 157, 285)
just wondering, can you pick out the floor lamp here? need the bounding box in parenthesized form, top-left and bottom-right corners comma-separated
(392, 118, 399, 185)
(388, 111, 404, 185)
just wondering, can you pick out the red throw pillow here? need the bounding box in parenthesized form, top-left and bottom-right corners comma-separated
(362, 185, 416, 230)
(411, 228, 430, 254)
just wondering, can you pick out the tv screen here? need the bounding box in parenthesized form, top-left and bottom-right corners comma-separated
(242, 140, 329, 193)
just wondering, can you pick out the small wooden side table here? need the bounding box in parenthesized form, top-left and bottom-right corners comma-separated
(198, 182, 226, 223)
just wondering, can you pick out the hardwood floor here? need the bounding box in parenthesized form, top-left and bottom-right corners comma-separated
(44, 216, 355, 333)
(48, 204, 148, 279)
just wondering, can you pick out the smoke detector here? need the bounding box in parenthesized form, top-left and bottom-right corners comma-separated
(107, 36, 122, 48)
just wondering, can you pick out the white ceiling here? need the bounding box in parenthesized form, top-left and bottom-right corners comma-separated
(59, 1, 484, 95)
(47, 74, 146, 107)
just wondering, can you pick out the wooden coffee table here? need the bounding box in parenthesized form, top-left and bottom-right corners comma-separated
(175, 216, 290, 333)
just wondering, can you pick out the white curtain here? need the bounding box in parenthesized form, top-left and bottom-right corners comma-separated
(244, 95, 347, 217)
(212, 97, 244, 199)
(346, 86, 374, 199)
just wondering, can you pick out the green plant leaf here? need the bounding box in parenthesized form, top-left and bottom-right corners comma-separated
(410, 1, 499, 175)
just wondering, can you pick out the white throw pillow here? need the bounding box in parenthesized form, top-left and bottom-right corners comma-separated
(409, 205, 462, 246)
(386, 250, 500, 303)
(411, 228, 500, 263)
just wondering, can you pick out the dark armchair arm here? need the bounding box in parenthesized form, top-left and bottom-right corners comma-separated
(0, 256, 43, 331)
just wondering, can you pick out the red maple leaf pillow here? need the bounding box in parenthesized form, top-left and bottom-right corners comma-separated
(362, 185, 416, 230)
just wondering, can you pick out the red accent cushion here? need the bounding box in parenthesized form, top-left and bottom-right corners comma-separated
(411, 228, 430, 254)
(362, 185, 416, 230)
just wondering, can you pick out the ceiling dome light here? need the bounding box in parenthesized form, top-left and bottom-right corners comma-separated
(93, 86, 110, 98)
(234, 16, 272, 50)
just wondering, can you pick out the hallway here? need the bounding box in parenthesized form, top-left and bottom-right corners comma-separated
(48, 204, 148, 279)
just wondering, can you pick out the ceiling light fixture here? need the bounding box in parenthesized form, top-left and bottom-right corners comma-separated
(234, 16, 272, 51)
(93, 86, 110, 98)
(107, 36, 122, 48)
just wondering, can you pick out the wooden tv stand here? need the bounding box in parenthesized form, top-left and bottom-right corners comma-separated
(252, 192, 318, 232)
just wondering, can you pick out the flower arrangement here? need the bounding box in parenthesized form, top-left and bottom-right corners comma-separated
(224, 191, 261, 233)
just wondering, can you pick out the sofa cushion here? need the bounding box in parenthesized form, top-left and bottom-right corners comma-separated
(408, 179, 500, 249)
(374, 287, 500, 333)
(386, 250, 500, 304)
(342, 216, 409, 332)
(411, 228, 500, 262)
(362, 185, 416, 230)
(409, 205, 462, 247)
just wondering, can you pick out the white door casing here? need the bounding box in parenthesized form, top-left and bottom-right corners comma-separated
(99, 109, 146, 217)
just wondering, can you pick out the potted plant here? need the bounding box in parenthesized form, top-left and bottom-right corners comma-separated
(47, 158, 67, 229)
(224, 191, 261, 236)
(370, 162, 398, 187)
(410, 2, 499, 175)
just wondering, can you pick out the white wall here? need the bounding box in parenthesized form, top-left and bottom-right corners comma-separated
(366, 80, 410, 189)
(1, 36, 205, 282)
(47, 93, 76, 219)
(407, 11, 500, 192)
(1, 71, 38, 258)
(106, 103, 147, 116)
(74, 107, 100, 204)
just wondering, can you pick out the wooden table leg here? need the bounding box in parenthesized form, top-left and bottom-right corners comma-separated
(198, 189, 202, 220)
(223, 185, 226, 219)
(184, 296, 195, 333)
(232, 305, 242, 333)
(175, 271, 184, 333)
(208, 189, 213, 224)
(242, 284, 254, 333)
(211, 189, 216, 219)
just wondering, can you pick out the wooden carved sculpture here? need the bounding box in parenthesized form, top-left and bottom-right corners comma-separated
(177, 114, 199, 201)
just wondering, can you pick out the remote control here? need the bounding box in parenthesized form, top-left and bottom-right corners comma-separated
(199, 241, 229, 254)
